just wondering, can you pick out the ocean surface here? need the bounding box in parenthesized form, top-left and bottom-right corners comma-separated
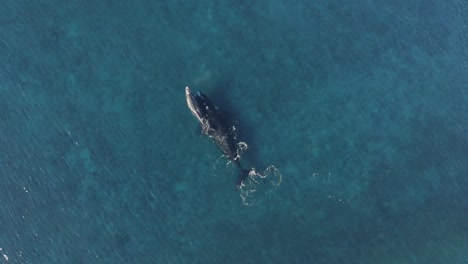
(0, 1, 467, 263)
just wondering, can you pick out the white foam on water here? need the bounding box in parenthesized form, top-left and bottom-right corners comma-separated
(239, 165, 282, 206)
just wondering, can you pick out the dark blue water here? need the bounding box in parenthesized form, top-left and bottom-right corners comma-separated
(1, 1, 467, 263)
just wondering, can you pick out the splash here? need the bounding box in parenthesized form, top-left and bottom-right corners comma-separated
(210, 129, 282, 205)
(0, 248, 9, 262)
(236, 141, 249, 157)
(238, 165, 282, 206)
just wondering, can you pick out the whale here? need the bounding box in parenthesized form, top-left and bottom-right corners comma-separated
(185, 86, 250, 188)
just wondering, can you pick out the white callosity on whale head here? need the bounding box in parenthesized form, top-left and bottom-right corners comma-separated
(185, 86, 205, 124)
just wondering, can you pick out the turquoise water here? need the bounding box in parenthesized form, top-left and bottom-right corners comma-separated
(0, 1, 467, 263)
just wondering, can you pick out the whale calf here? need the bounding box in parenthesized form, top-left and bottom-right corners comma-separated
(185, 86, 250, 188)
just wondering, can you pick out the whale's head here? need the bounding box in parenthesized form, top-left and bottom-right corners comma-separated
(185, 86, 208, 124)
